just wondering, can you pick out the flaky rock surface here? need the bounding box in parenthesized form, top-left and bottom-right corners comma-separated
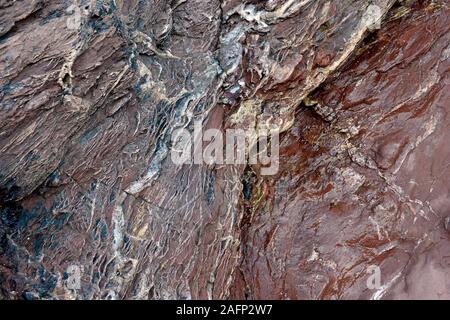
(0, 0, 449, 299)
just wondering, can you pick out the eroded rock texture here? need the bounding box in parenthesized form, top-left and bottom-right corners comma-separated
(0, 0, 449, 299)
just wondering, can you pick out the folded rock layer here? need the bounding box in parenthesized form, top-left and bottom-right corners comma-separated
(0, 0, 449, 299)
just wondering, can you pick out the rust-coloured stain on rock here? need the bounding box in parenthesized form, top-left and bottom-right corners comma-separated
(0, 0, 449, 300)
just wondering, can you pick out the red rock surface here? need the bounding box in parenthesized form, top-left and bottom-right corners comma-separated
(0, 0, 449, 300)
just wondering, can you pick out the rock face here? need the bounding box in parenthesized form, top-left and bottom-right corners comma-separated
(0, 0, 449, 300)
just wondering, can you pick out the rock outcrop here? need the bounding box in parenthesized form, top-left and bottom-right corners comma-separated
(0, 0, 449, 299)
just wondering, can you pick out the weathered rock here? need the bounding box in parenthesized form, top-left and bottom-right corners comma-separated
(232, 1, 450, 299)
(0, 0, 449, 300)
